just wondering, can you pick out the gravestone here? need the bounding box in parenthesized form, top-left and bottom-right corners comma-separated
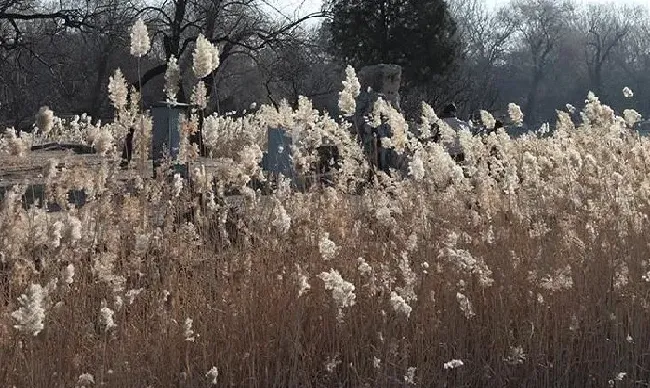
(262, 127, 295, 184)
(151, 101, 193, 176)
(352, 64, 404, 174)
(357, 64, 402, 111)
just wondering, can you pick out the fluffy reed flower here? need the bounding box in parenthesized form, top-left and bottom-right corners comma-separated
(49, 221, 64, 248)
(504, 345, 526, 365)
(390, 291, 412, 318)
(296, 265, 311, 297)
(271, 201, 291, 234)
(298, 275, 311, 296)
(100, 306, 116, 332)
(77, 373, 95, 387)
(408, 151, 425, 181)
(184, 318, 196, 341)
(92, 126, 114, 156)
(172, 174, 183, 197)
(396, 252, 417, 302)
(66, 215, 82, 242)
(318, 269, 356, 317)
(164, 55, 181, 103)
(178, 114, 200, 162)
(404, 367, 416, 385)
(63, 264, 75, 285)
(324, 354, 341, 373)
(338, 65, 361, 116)
(108, 69, 128, 113)
(3, 127, 27, 157)
(441, 247, 494, 287)
(193, 34, 219, 79)
(583, 91, 616, 126)
(480, 110, 496, 130)
(130, 19, 150, 57)
(443, 359, 464, 370)
(125, 289, 143, 305)
(318, 232, 338, 261)
(202, 114, 219, 150)
(192, 81, 208, 110)
(539, 265, 573, 292)
(623, 109, 642, 128)
(623, 87, 634, 98)
(357, 257, 372, 275)
(206, 367, 219, 385)
(421, 100, 439, 124)
(134, 234, 149, 256)
(609, 372, 627, 386)
(456, 292, 475, 319)
(508, 103, 524, 126)
(133, 115, 153, 161)
(35, 106, 54, 134)
(11, 283, 46, 336)
(371, 97, 408, 152)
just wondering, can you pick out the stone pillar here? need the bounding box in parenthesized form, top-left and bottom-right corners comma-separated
(351, 64, 403, 175)
(357, 64, 402, 110)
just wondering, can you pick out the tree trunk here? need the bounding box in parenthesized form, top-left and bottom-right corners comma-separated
(525, 70, 543, 124)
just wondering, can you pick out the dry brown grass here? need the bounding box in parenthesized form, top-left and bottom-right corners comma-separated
(2, 92, 650, 387)
(0, 155, 649, 388)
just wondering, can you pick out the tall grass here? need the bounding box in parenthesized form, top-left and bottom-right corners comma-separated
(1, 22, 650, 386)
(1, 90, 650, 387)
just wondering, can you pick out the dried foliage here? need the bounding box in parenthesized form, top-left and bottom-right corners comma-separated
(1, 32, 650, 386)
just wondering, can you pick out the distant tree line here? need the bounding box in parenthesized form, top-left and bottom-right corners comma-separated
(1, 0, 648, 130)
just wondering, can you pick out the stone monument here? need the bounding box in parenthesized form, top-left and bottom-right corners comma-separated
(357, 64, 402, 110)
(352, 64, 404, 175)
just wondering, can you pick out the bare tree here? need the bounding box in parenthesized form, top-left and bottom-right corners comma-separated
(135, 0, 326, 109)
(0, 0, 98, 51)
(446, 0, 516, 114)
(256, 26, 339, 111)
(0, 0, 141, 128)
(502, 0, 573, 123)
(578, 4, 635, 97)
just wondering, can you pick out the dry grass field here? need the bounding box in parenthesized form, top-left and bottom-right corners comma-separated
(1, 89, 650, 387)
(2, 28, 650, 385)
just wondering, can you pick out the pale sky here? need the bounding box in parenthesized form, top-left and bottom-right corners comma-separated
(268, 0, 650, 20)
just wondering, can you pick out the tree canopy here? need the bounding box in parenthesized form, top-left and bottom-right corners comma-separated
(325, 0, 459, 85)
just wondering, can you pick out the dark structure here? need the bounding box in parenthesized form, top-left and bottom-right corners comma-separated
(121, 127, 135, 167)
(150, 101, 194, 176)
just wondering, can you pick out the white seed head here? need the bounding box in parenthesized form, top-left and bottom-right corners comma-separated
(63, 264, 75, 285)
(164, 55, 181, 103)
(100, 306, 116, 332)
(184, 318, 196, 341)
(108, 69, 129, 113)
(443, 359, 464, 370)
(339, 65, 361, 116)
(11, 283, 47, 336)
(191, 81, 208, 110)
(130, 19, 150, 57)
(206, 366, 219, 385)
(35, 106, 54, 134)
(623, 87, 634, 98)
(508, 103, 524, 125)
(193, 34, 219, 79)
